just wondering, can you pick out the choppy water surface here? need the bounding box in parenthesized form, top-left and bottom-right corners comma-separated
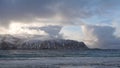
(0, 49, 120, 68)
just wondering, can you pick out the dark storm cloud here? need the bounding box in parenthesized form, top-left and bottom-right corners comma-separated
(0, 0, 120, 27)
(55, 0, 120, 19)
(0, 0, 59, 26)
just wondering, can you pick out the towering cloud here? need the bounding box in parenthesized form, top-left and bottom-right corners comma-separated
(81, 24, 120, 49)
(24, 25, 63, 39)
(40, 25, 63, 39)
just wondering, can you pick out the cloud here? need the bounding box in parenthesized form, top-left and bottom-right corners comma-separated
(81, 24, 120, 49)
(0, 0, 58, 27)
(0, 0, 120, 27)
(22, 25, 63, 39)
(37, 25, 63, 39)
(112, 21, 120, 37)
(0, 0, 120, 49)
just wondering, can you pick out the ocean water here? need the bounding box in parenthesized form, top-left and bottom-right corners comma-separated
(0, 49, 120, 68)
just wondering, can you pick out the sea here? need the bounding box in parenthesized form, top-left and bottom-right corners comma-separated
(0, 49, 120, 68)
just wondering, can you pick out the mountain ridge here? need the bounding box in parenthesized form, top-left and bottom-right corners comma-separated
(0, 35, 89, 50)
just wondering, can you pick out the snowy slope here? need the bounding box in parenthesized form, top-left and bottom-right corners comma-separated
(0, 35, 88, 50)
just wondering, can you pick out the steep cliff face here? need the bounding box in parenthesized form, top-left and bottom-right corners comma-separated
(0, 35, 88, 50)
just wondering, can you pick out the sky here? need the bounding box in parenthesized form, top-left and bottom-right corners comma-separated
(0, 0, 120, 49)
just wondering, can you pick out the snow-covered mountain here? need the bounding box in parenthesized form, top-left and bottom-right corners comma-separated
(0, 35, 88, 50)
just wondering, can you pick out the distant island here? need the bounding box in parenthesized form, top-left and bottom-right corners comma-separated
(0, 35, 89, 50)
